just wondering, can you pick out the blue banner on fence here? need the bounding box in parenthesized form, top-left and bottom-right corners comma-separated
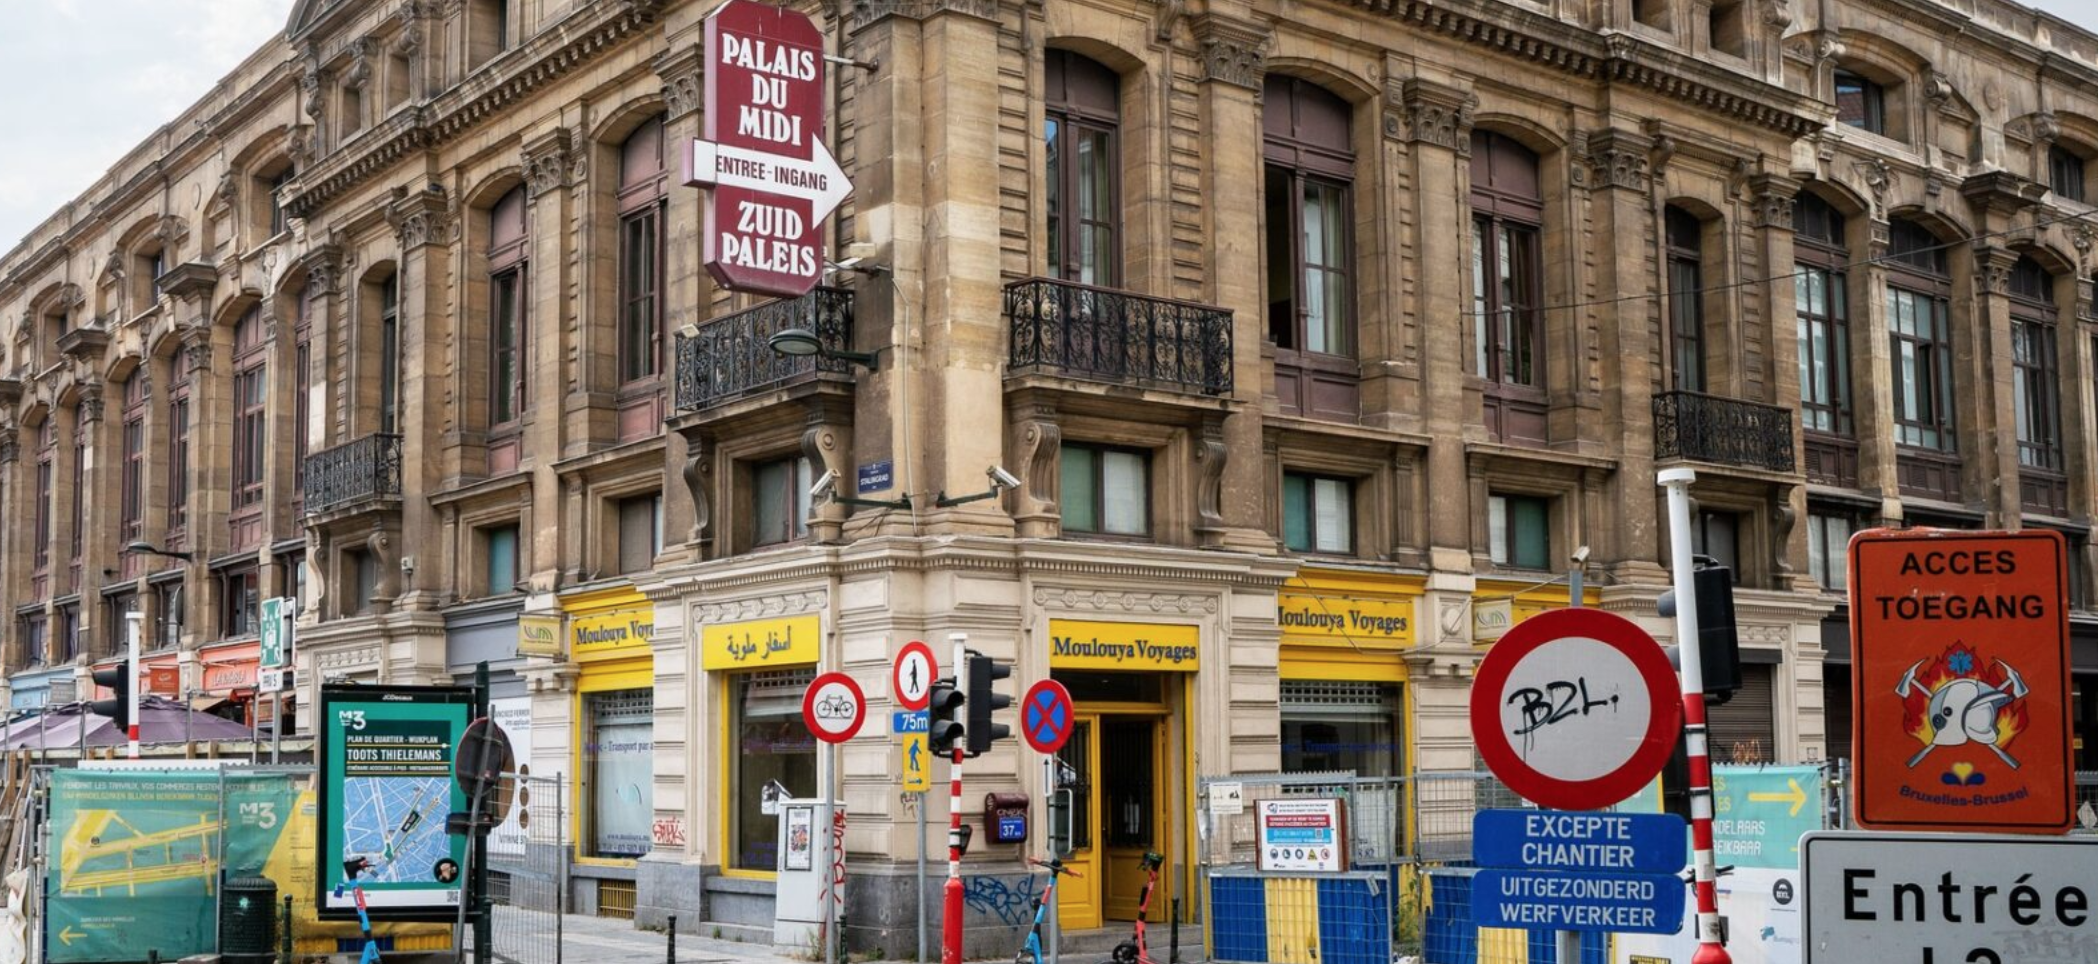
(1471, 868, 1685, 934)
(1472, 809, 1687, 875)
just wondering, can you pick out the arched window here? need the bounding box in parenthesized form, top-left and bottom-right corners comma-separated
(121, 373, 148, 543)
(1793, 192, 1853, 438)
(33, 418, 53, 574)
(617, 115, 666, 390)
(489, 186, 528, 428)
(232, 306, 268, 511)
(1886, 218, 1955, 462)
(1264, 76, 1353, 358)
(375, 271, 401, 434)
(1045, 51, 1120, 286)
(1665, 205, 1706, 392)
(1834, 68, 1886, 135)
(1470, 130, 1546, 443)
(2009, 255, 2064, 514)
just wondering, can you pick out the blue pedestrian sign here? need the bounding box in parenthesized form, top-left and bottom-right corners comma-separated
(1472, 810, 1687, 874)
(1472, 868, 1685, 933)
(893, 710, 929, 733)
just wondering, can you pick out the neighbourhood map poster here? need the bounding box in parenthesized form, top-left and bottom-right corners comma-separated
(318, 684, 474, 920)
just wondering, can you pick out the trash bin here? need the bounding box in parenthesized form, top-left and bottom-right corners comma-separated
(220, 876, 278, 957)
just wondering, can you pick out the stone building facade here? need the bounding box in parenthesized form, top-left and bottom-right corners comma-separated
(1, 0, 2095, 952)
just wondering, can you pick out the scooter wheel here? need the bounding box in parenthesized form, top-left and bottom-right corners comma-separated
(1110, 941, 1139, 964)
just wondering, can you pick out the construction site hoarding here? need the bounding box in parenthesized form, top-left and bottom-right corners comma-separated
(317, 684, 474, 921)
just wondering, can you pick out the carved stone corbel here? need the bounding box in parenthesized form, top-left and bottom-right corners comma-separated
(655, 47, 703, 121)
(1583, 129, 1654, 192)
(1748, 173, 1800, 230)
(1193, 420, 1229, 548)
(1009, 404, 1062, 539)
(801, 421, 848, 544)
(1771, 489, 1797, 575)
(1398, 79, 1477, 155)
(366, 522, 398, 614)
(682, 433, 713, 552)
(521, 129, 576, 200)
(1972, 244, 2017, 296)
(389, 185, 451, 251)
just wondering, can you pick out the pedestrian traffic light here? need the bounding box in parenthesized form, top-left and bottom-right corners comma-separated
(1658, 560, 1742, 705)
(928, 675, 965, 755)
(89, 664, 133, 728)
(963, 652, 1011, 757)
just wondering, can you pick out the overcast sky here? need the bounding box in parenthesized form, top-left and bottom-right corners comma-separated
(4, 0, 2098, 253)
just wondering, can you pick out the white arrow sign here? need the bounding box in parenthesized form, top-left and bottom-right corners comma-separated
(688, 138, 852, 224)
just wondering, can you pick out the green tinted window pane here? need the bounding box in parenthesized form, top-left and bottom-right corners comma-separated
(1283, 474, 1310, 551)
(1511, 497, 1549, 569)
(1061, 446, 1097, 532)
(486, 525, 518, 593)
(755, 460, 789, 544)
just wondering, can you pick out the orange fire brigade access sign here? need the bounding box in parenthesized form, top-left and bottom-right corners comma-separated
(1848, 528, 2074, 833)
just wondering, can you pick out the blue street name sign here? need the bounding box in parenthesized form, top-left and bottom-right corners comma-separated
(892, 710, 929, 733)
(858, 461, 895, 493)
(1472, 809, 1687, 875)
(1471, 868, 1685, 934)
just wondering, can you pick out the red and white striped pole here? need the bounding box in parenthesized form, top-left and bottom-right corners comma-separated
(125, 610, 143, 759)
(942, 633, 967, 964)
(1660, 467, 1730, 964)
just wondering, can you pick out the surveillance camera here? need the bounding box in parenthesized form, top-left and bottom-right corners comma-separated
(1571, 545, 1591, 565)
(809, 468, 839, 500)
(987, 465, 1022, 490)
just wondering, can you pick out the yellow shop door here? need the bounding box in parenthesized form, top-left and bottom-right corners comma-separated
(1057, 711, 1167, 930)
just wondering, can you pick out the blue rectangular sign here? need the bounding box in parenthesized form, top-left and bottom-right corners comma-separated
(1472, 809, 1687, 875)
(892, 710, 929, 733)
(858, 461, 895, 493)
(1471, 869, 1685, 934)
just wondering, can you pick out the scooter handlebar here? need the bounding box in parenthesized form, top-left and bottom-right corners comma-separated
(1028, 857, 1081, 877)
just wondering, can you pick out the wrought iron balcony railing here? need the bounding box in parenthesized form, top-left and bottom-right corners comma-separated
(1005, 278, 1233, 397)
(1652, 390, 1796, 473)
(674, 287, 855, 413)
(302, 432, 404, 516)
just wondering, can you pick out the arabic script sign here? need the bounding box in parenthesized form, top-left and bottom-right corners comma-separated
(701, 613, 821, 670)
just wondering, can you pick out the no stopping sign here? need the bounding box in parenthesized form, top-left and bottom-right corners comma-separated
(1469, 608, 1681, 811)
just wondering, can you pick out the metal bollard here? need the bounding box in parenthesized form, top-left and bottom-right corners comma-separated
(281, 895, 294, 964)
(666, 914, 677, 964)
(146, 952, 159, 964)
(1169, 898, 1180, 964)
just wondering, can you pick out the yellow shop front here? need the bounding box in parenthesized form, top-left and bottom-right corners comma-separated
(702, 613, 822, 879)
(1275, 569, 1418, 785)
(1046, 618, 1199, 931)
(564, 586, 658, 886)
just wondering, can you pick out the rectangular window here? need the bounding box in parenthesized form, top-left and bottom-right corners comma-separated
(2051, 145, 2086, 204)
(56, 606, 78, 663)
(1834, 69, 1885, 135)
(585, 688, 655, 858)
(268, 167, 294, 237)
(483, 524, 520, 595)
(121, 416, 144, 541)
(2013, 318, 2062, 471)
(68, 436, 84, 561)
(490, 268, 525, 426)
(752, 458, 812, 547)
(1281, 472, 1353, 554)
(1692, 510, 1741, 581)
(379, 274, 401, 434)
(168, 396, 190, 532)
(1807, 512, 1854, 591)
(220, 567, 259, 638)
(33, 452, 51, 570)
(1265, 166, 1353, 357)
(1795, 266, 1853, 434)
(1045, 121, 1121, 286)
(1668, 257, 1704, 392)
(232, 365, 267, 508)
(1060, 443, 1148, 536)
(731, 668, 817, 871)
(1887, 287, 1955, 452)
(294, 336, 310, 503)
(20, 615, 46, 665)
(1487, 494, 1550, 570)
(157, 582, 184, 647)
(618, 209, 661, 384)
(617, 492, 662, 575)
(1471, 217, 1541, 387)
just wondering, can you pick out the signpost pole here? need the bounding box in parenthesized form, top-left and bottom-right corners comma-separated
(942, 634, 967, 964)
(916, 790, 927, 963)
(473, 662, 492, 964)
(1560, 567, 1578, 962)
(827, 739, 839, 964)
(124, 611, 141, 759)
(1660, 467, 1730, 964)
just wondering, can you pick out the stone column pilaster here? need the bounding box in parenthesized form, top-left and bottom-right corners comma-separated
(1584, 127, 1667, 581)
(392, 187, 453, 607)
(1399, 76, 1476, 571)
(1970, 242, 2024, 526)
(521, 129, 578, 581)
(1749, 174, 1813, 589)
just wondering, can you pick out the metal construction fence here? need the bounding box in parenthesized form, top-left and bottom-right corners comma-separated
(1197, 765, 1854, 964)
(471, 771, 571, 964)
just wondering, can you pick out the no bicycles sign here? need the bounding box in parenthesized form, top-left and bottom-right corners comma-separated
(802, 671, 865, 744)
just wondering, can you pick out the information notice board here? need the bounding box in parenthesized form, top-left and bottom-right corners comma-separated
(317, 684, 475, 920)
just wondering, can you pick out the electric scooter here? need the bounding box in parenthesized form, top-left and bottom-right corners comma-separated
(1108, 852, 1165, 964)
(1016, 857, 1081, 964)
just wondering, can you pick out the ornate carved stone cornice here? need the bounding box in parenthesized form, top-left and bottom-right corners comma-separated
(1748, 173, 1800, 229)
(655, 47, 702, 121)
(343, 37, 377, 91)
(521, 128, 576, 200)
(300, 244, 343, 295)
(1190, 14, 1269, 91)
(1394, 78, 1477, 154)
(1972, 244, 2020, 296)
(1582, 128, 1654, 192)
(1959, 170, 2046, 220)
(388, 185, 451, 251)
(284, 1, 659, 220)
(157, 262, 217, 303)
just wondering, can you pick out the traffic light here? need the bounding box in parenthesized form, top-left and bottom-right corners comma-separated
(89, 663, 133, 728)
(1658, 561, 1742, 705)
(927, 675, 965, 755)
(963, 651, 1012, 757)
